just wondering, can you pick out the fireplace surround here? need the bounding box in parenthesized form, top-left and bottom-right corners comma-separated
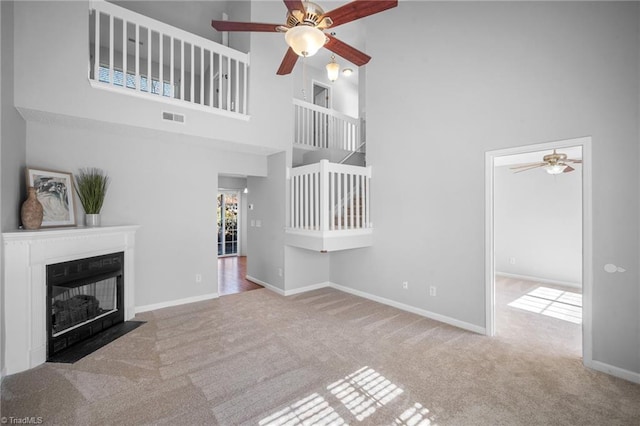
(3, 225, 138, 375)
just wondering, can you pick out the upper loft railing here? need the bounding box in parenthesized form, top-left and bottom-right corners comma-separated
(88, 0, 249, 118)
(293, 99, 360, 151)
(289, 160, 371, 232)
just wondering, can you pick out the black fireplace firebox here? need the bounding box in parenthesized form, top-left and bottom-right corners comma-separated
(47, 252, 124, 358)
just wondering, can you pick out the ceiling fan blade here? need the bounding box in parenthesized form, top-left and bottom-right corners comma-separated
(566, 159, 582, 164)
(563, 164, 575, 173)
(324, 0, 398, 28)
(211, 20, 281, 32)
(510, 162, 546, 170)
(512, 164, 545, 173)
(325, 34, 371, 66)
(277, 48, 299, 75)
(283, 0, 304, 13)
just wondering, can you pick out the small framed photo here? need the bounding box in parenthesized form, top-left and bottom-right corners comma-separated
(26, 168, 77, 227)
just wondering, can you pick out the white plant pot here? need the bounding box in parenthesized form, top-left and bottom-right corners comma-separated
(85, 214, 101, 227)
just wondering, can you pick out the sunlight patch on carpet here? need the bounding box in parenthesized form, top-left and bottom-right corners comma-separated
(328, 366, 404, 421)
(394, 402, 434, 426)
(259, 393, 345, 426)
(508, 286, 582, 324)
(259, 366, 421, 425)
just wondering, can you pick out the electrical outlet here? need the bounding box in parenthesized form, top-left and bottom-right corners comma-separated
(195, 274, 202, 283)
(402, 281, 409, 290)
(509, 257, 516, 265)
(278, 268, 283, 277)
(429, 286, 437, 296)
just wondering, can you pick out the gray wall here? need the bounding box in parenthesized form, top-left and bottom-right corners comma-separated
(494, 165, 582, 286)
(285, 246, 330, 292)
(1, 0, 25, 231)
(26, 119, 267, 307)
(247, 152, 286, 290)
(330, 1, 639, 374)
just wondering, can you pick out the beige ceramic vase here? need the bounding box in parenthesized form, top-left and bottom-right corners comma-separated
(21, 186, 44, 230)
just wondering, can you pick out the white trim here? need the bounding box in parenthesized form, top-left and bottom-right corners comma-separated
(284, 282, 331, 296)
(135, 292, 218, 314)
(329, 282, 486, 335)
(485, 136, 593, 366)
(246, 275, 284, 296)
(585, 360, 640, 384)
(495, 272, 582, 290)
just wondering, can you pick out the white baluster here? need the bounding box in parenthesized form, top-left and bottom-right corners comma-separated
(190, 43, 194, 102)
(122, 18, 127, 88)
(200, 47, 204, 104)
(169, 37, 174, 97)
(180, 40, 184, 100)
(159, 34, 163, 95)
(109, 14, 114, 85)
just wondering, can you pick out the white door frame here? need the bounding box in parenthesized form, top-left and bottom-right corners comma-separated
(484, 136, 593, 366)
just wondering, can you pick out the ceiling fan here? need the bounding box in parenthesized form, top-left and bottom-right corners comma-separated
(211, 0, 398, 75)
(510, 149, 582, 175)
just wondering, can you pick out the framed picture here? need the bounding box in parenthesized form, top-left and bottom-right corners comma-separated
(26, 168, 77, 227)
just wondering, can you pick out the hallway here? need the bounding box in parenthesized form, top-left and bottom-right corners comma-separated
(218, 256, 263, 296)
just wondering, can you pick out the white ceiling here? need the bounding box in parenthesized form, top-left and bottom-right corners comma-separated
(494, 145, 583, 167)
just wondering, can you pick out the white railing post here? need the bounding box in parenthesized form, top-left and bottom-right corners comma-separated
(320, 160, 329, 232)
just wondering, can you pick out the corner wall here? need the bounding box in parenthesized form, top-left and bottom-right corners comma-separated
(247, 152, 286, 291)
(25, 119, 267, 308)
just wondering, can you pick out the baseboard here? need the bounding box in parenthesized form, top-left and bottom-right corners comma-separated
(585, 359, 640, 384)
(329, 282, 486, 335)
(284, 282, 331, 296)
(496, 272, 582, 289)
(246, 275, 285, 296)
(135, 292, 219, 314)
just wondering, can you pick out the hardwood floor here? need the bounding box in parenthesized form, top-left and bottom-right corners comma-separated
(218, 256, 263, 296)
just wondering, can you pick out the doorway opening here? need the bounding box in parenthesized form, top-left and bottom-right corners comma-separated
(218, 190, 239, 257)
(485, 137, 593, 365)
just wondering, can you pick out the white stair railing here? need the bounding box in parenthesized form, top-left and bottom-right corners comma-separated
(293, 99, 359, 151)
(290, 160, 371, 232)
(88, 0, 249, 118)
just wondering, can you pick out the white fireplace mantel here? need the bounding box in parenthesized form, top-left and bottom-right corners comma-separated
(2, 225, 139, 375)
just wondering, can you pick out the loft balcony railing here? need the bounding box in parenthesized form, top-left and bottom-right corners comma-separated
(287, 160, 373, 252)
(88, 0, 249, 118)
(293, 99, 360, 151)
(289, 160, 371, 232)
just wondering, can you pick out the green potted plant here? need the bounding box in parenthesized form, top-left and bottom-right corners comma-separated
(74, 168, 109, 227)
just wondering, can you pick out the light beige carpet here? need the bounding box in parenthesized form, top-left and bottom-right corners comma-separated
(2, 283, 639, 425)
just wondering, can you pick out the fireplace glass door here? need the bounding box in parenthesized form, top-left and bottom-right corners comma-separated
(51, 277, 118, 336)
(47, 252, 124, 358)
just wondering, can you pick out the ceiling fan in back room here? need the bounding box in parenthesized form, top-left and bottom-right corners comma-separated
(510, 149, 583, 175)
(211, 0, 398, 75)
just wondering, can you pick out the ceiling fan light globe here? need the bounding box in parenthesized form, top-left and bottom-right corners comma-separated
(545, 164, 566, 174)
(285, 25, 326, 57)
